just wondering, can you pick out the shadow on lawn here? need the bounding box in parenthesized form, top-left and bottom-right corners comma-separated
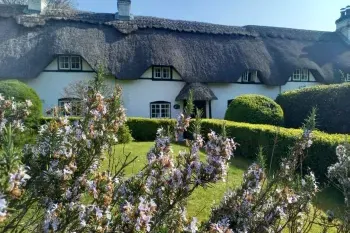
(314, 186, 345, 217)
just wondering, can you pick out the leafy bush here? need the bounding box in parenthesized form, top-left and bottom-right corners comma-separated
(225, 94, 284, 126)
(40, 116, 82, 125)
(200, 119, 346, 183)
(276, 83, 350, 133)
(125, 117, 345, 183)
(116, 124, 133, 144)
(126, 117, 176, 141)
(0, 80, 42, 127)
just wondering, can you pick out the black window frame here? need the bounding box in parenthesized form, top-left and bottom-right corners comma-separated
(57, 55, 83, 71)
(291, 69, 310, 82)
(241, 70, 258, 83)
(152, 66, 173, 80)
(150, 101, 171, 118)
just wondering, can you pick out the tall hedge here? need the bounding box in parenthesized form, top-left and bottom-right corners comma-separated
(0, 80, 42, 127)
(276, 83, 350, 133)
(125, 117, 347, 183)
(225, 94, 284, 126)
(126, 118, 176, 141)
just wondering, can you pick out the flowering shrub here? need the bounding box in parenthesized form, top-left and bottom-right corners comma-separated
(0, 70, 349, 233)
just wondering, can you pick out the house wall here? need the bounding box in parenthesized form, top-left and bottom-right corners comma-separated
(26, 72, 96, 113)
(25, 57, 101, 113)
(209, 81, 320, 119)
(25, 59, 322, 119)
(116, 79, 185, 118)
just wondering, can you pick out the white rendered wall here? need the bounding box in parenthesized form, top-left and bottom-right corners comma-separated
(209, 83, 280, 119)
(209, 81, 321, 119)
(25, 59, 323, 119)
(117, 79, 185, 118)
(26, 72, 100, 113)
(25, 58, 104, 114)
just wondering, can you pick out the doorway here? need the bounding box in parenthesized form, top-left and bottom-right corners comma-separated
(184, 100, 207, 118)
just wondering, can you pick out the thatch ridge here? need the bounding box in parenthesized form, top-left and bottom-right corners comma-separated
(176, 83, 218, 101)
(0, 4, 349, 85)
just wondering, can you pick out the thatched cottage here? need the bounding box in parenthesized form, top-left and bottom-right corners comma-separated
(0, 0, 350, 119)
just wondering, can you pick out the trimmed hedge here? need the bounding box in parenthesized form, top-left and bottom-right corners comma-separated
(39, 117, 346, 183)
(225, 94, 284, 126)
(276, 83, 350, 133)
(126, 117, 347, 183)
(0, 80, 42, 127)
(126, 118, 176, 141)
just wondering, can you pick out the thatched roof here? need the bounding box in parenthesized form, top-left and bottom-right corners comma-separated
(0, 4, 349, 86)
(176, 83, 218, 101)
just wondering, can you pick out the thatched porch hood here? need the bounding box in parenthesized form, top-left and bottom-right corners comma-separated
(0, 4, 350, 85)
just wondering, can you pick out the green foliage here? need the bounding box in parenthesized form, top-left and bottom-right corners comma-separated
(116, 125, 133, 144)
(124, 117, 345, 183)
(276, 83, 350, 133)
(40, 117, 81, 125)
(0, 80, 42, 127)
(200, 119, 346, 184)
(225, 94, 284, 126)
(126, 118, 176, 141)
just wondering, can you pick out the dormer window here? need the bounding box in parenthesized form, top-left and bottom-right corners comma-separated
(58, 55, 82, 71)
(291, 69, 309, 81)
(241, 70, 258, 83)
(153, 66, 171, 79)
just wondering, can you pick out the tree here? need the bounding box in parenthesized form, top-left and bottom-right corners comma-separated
(0, 0, 76, 10)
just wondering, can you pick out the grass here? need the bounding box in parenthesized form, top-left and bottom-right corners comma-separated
(104, 141, 250, 221)
(107, 141, 345, 230)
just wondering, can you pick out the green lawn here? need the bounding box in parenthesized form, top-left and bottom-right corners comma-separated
(107, 141, 344, 230)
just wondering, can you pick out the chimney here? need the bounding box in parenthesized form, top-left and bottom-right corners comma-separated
(28, 0, 47, 13)
(116, 0, 133, 20)
(336, 6, 350, 41)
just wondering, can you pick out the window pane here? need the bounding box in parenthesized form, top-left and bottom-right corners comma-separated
(292, 69, 301, 81)
(154, 67, 161, 78)
(150, 103, 170, 118)
(301, 69, 308, 81)
(162, 67, 170, 79)
(59, 56, 70, 70)
(71, 56, 81, 70)
(242, 71, 249, 82)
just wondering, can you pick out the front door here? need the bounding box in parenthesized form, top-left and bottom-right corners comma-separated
(184, 100, 207, 118)
(193, 100, 207, 118)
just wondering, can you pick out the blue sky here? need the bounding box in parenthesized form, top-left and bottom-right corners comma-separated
(76, 0, 348, 31)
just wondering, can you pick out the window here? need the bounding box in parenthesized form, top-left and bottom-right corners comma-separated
(58, 98, 82, 116)
(153, 66, 171, 79)
(58, 55, 82, 71)
(59, 56, 70, 70)
(241, 71, 258, 83)
(150, 101, 171, 118)
(154, 67, 162, 78)
(71, 56, 81, 70)
(292, 69, 309, 81)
